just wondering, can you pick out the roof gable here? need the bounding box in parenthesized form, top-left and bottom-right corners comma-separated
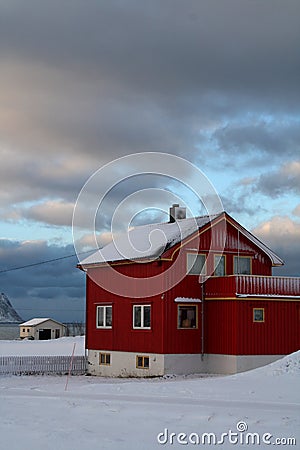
(78, 212, 283, 268)
(225, 214, 284, 266)
(20, 318, 65, 327)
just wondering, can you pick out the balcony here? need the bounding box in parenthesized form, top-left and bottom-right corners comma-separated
(205, 275, 300, 299)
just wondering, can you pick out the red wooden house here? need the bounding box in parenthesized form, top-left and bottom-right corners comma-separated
(78, 206, 300, 376)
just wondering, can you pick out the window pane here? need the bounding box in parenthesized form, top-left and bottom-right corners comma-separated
(105, 306, 112, 327)
(178, 306, 197, 328)
(134, 306, 141, 327)
(137, 356, 143, 368)
(187, 254, 205, 275)
(214, 255, 225, 276)
(100, 353, 105, 364)
(143, 357, 149, 368)
(254, 309, 264, 322)
(143, 306, 151, 327)
(240, 258, 250, 274)
(97, 307, 104, 327)
(234, 257, 250, 274)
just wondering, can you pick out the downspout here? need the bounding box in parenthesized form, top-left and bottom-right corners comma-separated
(201, 280, 205, 360)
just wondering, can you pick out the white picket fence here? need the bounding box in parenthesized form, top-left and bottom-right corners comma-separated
(0, 355, 87, 375)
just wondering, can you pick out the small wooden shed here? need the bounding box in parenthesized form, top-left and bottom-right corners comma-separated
(19, 318, 66, 340)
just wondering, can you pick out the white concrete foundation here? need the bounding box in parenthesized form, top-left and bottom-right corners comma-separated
(87, 350, 285, 377)
(87, 350, 164, 377)
(164, 353, 284, 375)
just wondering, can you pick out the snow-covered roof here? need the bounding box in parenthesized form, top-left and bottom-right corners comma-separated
(20, 318, 65, 327)
(80, 214, 218, 266)
(78, 212, 284, 267)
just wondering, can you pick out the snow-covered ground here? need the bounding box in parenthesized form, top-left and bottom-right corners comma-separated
(0, 339, 299, 450)
(0, 335, 85, 356)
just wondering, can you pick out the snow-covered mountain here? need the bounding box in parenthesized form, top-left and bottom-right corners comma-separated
(0, 293, 23, 323)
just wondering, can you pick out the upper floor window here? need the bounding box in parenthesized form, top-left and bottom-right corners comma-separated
(214, 254, 225, 276)
(234, 256, 251, 275)
(133, 305, 151, 329)
(96, 305, 112, 328)
(187, 253, 206, 275)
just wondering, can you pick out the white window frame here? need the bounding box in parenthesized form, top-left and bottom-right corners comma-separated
(133, 304, 151, 329)
(187, 253, 206, 275)
(96, 305, 112, 329)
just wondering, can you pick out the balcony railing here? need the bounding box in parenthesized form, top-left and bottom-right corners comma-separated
(206, 275, 300, 298)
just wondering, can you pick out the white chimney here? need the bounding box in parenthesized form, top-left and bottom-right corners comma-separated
(169, 204, 186, 222)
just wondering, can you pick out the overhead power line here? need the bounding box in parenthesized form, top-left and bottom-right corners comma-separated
(0, 248, 98, 274)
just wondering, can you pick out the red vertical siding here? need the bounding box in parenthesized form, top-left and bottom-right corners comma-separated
(204, 300, 238, 354)
(86, 266, 164, 354)
(203, 298, 300, 356)
(237, 300, 300, 355)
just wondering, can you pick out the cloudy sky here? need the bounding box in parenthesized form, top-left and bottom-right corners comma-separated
(0, 0, 299, 322)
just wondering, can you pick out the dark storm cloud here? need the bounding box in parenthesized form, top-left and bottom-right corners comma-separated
(254, 161, 300, 197)
(1, 0, 299, 96)
(0, 0, 300, 166)
(0, 239, 85, 321)
(212, 120, 300, 162)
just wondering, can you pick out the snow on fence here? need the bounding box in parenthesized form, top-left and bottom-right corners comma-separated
(0, 355, 87, 375)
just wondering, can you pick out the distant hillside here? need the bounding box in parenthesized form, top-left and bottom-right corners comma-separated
(0, 293, 23, 323)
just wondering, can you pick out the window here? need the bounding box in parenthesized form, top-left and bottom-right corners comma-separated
(178, 305, 197, 329)
(136, 355, 149, 369)
(234, 256, 251, 274)
(99, 352, 111, 365)
(253, 308, 264, 322)
(187, 253, 206, 275)
(133, 305, 151, 329)
(96, 305, 112, 328)
(214, 255, 225, 276)
(22, 328, 25, 332)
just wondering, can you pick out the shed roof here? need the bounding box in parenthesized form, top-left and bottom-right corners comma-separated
(20, 318, 65, 327)
(78, 212, 284, 267)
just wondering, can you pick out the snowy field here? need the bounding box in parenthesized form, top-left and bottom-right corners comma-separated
(0, 335, 85, 356)
(0, 338, 299, 450)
